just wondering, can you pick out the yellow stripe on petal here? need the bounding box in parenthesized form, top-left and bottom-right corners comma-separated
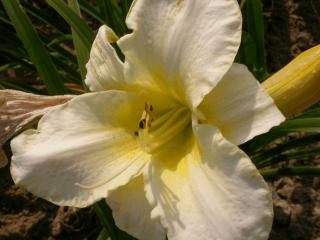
(144, 124, 273, 240)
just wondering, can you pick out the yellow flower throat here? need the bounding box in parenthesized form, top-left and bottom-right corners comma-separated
(135, 102, 190, 154)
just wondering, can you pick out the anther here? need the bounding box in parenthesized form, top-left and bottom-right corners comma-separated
(139, 119, 147, 129)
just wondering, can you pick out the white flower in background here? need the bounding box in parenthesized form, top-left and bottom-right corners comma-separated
(10, 0, 285, 240)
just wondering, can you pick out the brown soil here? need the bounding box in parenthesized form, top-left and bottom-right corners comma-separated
(270, 176, 320, 240)
(1, 0, 320, 239)
(0, 148, 101, 240)
(264, 0, 320, 72)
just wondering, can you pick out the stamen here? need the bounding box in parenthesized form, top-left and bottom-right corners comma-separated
(139, 106, 190, 153)
(138, 103, 155, 130)
(139, 119, 147, 129)
(144, 102, 149, 111)
(135, 102, 190, 154)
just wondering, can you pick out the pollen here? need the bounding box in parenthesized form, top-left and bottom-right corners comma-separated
(139, 119, 147, 129)
(134, 102, 155, 136)
(135, 102, 190, 154)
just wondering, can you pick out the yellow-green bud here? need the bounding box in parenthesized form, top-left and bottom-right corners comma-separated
(263, 44, 320, 117)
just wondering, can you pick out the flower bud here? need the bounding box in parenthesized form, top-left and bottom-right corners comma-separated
(262, 44, 320, 117)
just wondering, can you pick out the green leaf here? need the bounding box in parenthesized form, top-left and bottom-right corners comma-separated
(241, 117, 320, 154)
(67, 0, 90, 86)
(261, 167, 320, 179)
(97, 0, 126, 36)
(46, 34, 78, 64)
(2, 0, 65, 95)
(240, 0, 247, 9)
(278, 118, 320, 132)
(120, 0, 132, 16)
(50, 53, 82, 83)
(93, 200, 136, 240)
(20, 0, 69, 34)
(96, 228, 109, 240)
(252, 133, 320, 164)
(93, 201, 119, 240)
(46, 0, 95, 52)
(0, 77, 42, 94)
(78, 0, 105, 24)
(0, 63, 16, 73)
(295, 107, 320, 119)
(237, 31, 257, 71)
(256, 147, 320, 168)
(245, 0, 267, 80)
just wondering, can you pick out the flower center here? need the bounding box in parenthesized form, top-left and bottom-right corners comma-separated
(135, 103, 190, 154)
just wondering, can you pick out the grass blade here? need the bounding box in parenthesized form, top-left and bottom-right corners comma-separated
(278, 118, 320, 132)
(68, 0, 89, 83)
(78, 0, 105, 24)
(96, 228, 109, 240)
(245, 0, 267, 80)
(252, 133, 320, 164)
(93, 200, 136, 240)
(46, 0, 95, 52)
(296, 107, 320, 119)
(242, 117, 320, 154)
(2, 0, 65, 94)
(120, 0, 132, 17)
(93, 201, 119, 240)
(238, 31, 257, 73)
(262, 167, 320, 179)
(256, 147, 320, 168)
(97, 0, 126, 36)
(20, 0, 69, 34)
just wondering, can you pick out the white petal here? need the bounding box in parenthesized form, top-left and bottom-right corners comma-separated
(0, 89, 72, 145)
(85, 26, 125, 92)
(199, 63, 285, 145)
(107, 176, 166, 240)
(144, 124, 273, 240)
(118, 0, 242, 108)
(11, 91, 149, 207)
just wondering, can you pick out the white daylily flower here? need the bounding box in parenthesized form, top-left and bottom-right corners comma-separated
(10, 1, 285, 240)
